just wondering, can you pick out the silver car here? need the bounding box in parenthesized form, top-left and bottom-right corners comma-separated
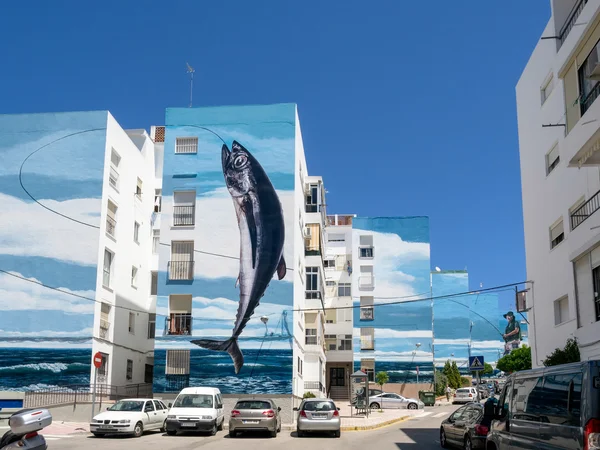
(368, 393, 424, 410)
(294, 399, 341, 438)
(453, 387, 479, 404)
(229, 399, 281, 438)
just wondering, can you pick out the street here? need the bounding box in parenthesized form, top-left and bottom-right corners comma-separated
(43, 404, 458, 450)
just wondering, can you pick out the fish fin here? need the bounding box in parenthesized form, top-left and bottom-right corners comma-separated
(222, 144, 231, 169)
(191, 338, 244, 374)
(242, 198, 258, 269)
(277, 256, 287, 280)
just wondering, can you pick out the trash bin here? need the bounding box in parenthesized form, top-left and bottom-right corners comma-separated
(419, 391, 436, 406)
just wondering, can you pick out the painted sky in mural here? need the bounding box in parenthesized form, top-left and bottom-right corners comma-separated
(154, 105, 296, 392)
(0, 112, 108, 390)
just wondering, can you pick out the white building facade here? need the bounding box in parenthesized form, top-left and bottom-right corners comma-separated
(517, 0, 600, 366)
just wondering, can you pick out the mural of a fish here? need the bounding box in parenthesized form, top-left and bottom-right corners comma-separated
(191, 141, 286, 374)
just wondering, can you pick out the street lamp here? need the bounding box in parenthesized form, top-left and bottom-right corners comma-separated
(260, 316, 269, 335)
(414, 343, 422, 383)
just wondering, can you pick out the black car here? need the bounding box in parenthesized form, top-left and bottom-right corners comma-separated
(440, 402, 493, 450)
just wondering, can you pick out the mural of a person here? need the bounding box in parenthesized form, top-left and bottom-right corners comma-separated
(502, 311, 521, 355)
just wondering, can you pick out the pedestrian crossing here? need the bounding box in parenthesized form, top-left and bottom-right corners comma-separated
(417, 411, 449, 419)
(43, 434, 74, 442)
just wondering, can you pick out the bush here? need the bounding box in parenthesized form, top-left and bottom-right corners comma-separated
(543, 338, 580, 367)
(460, 377, 471, 387)
(435, 373, 448, 396)
(303, 392, 316, 399)
(496, 346, 531, 373)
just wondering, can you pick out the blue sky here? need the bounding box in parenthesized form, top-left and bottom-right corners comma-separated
(0, 1, 550, 300)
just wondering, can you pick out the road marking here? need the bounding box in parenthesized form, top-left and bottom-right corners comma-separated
(419, 412, 433, 417)
(433, 412, 448, 418)
(43, 435, 74, 439)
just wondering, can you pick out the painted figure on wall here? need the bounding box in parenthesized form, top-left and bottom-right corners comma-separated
(191, 141, 286, 374)
(502, 311, 521, 356)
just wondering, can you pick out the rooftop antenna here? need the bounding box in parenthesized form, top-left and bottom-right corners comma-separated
(186, 62, 195, 108)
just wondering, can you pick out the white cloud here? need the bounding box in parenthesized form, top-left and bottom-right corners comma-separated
(0, 271, 95, 314)
(352, 328, 433, 339)
(0, 328, 92, 337)
(0, 193, 100, 265)
(161, 189, 294, 281)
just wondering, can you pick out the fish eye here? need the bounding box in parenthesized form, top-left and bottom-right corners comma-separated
(233, 155, 248, 169)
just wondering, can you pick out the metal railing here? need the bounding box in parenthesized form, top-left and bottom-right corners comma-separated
(581, 81, 600, 116)
(559, 0, 588, 47)
(168, 260, 194, 280)
(304, 381, 325, 393)
(23, 383, 153, 408)
(305, 290, 322, 300)
(173, 206, 195, 226)
(360, 307, 374, 321)
(571, 189, 600, 229)
(164, 313, 193, 336)
(106, 216, 116, 237)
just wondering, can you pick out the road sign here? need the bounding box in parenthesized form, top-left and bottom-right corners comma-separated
(93, 352, 102, 369)
(469, 356, 485, 372)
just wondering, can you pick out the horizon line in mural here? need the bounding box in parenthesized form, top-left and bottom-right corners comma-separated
(191, 141, 287, 374)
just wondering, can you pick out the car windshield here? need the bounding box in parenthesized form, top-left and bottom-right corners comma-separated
(173, 394, 213, 408)
(303, 401, 335, 412)
(456, 389, 470, 393)
(235, 401, 271, 410)
(108, 401, 144, 412)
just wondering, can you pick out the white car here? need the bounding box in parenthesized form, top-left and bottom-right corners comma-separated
(452, 387, 479, 404)
(90, 398, 169, 438)
(368, 393, 424, 410)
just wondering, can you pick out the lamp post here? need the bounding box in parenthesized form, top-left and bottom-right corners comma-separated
(414, 343, 422, 383)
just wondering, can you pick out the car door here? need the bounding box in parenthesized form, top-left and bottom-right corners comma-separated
(143, 400, 159, 429)
(380, 394, 396, 409)
(153, 401, 167, 428)
(453, 405, 477, 442)
(446, 406, 467, 444)
(388, 394, 407, 409)
(215, 393, 224, 424)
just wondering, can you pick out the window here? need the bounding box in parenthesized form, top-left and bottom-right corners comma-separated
(545, 143, 560, 175)
(150, 271, 158, 295)
(145, 365, 154, 384)
(337, 308, 352, 323)
(324, 258, 335, 269)
(512, 377, 544, 421)
(360, 327, 375, 350)
(360, 296, 374, 321)
(169, 241, 194, 280)
(359, 265, 374, 289)
(361, 359, 375, 382)
(541, 373, 582, 426)
(593, 266, 600, 321)
(100, 302, 111, 338)
(540, 74, 554, 105)
(360, 247, 374, 258)
(152, 230, 160, 254)
(147, 313, 156, 339)
(173, 191, 196, 226)
(305, 266, 321, 299)
(133, 222, 140, 244)
(129, 312, 135, 334)
(328, 234, 345, 242)
(126, 359, 133, 380)
(337, 283, 351, 297)
(550, 219, 565, 249)
(109, 149, 120, 191)
(578, 40, 600, 116)
(106, 200, 117, 238)
(359, 235, 374, 258)
(553, 296, 569, 325)
(305, 184, 318, 213)
(339, 334, 352, 350)
(136, 178, 143, 200)
(175, 137, 198, 154)
(97, 352, 109, 377)
(154, 189, 162, 213)
(131, 266, 138, 287)
(297, 356, 303, 375)
(167, 294, 193, 335)
(305, 328, 317, 345)
(103, 249, 113, 289)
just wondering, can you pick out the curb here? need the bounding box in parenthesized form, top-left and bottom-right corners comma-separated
(340, 415, 411, 432)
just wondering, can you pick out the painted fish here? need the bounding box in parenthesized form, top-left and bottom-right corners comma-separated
(191, 141, 286, 374)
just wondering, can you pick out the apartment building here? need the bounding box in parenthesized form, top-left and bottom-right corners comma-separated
(517, 0, 600, 366)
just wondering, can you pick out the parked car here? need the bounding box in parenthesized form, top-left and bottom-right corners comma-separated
(487, 360, 600, 450)
(90, 398, 169, 438)
(351, 387, 383, 405)
(368, 393, 424, 410)
(229, 398, 281, 438)
(294, 398, 341, 438)
(452, 388, 479, 404)
(476, 385, 489, 399)
(165, 387, 225, 436)
(440, 402, 492, 449)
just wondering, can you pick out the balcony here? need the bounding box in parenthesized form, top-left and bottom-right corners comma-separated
(99, 319, 110, 339)
(360, 307, 374, 321)
(325, 335, 353, 352)
(570, 190, 600, 230)
(360, 337, 375, 351)
(165, 313, 193, 336)
(304, 381, 325, 394)
(305, 335, 319, 346)
(559, 0, 588, 48)
(106, 216, 116, 238)
(168, 261, 194, 281)
(173, 206, 195, 226)
(305, 290, 322, 300)
(358, 275, 375, 290)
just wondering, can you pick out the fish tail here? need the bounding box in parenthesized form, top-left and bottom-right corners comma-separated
(191, 338, 244, 374)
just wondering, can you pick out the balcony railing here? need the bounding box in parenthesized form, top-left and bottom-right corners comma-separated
(99, 320, 110, 339)
(109, 167, 119, 190)
(165, 313, 193, 336)
(305, 290, 322, 300)
(304, 381, 325, 393)
(571, 189, 600, 230)
(581, 82, 600, 116)
(325, 335, 353, 351)
(106, 216, 116, 238)
(305, 336, 319, 346)
(173, 206, 195, 226)
(360, 307, 374, 321)
(559, 0, 588, 47)
(168, 261, 194, 280)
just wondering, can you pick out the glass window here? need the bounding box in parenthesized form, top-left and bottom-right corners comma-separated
(540, 372, 582, 426)
(144, 401, 155, 412)
(302, 401, 335, 411)
(173, 394, 214, 408)
(450, 405, 468, 421)
(153, 400, 163, 410)
(235, 401, 272, 410)
(109, 401, 144, 412)
(512, 377, 544, 421)
(337, 283, 351, 297)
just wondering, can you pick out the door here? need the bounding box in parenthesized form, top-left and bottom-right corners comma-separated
(215, 394, 224, 424)
(170, 241, 194, 280)
(453, 405, 477, 442)
(143, 401, 160, 429)
(153, 401, 168, 428)
(330, 368, 345, 386)
(381, 393, 403, 409)
(446, 406, 467, 443)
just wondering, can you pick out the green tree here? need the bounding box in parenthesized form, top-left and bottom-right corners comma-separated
(483, 362, 494, 375)
(435, 373, 448, 396)
(303, 391, 316, 399)
(496, 346, 532, 373)
(375, 371, 389, 391)
(543, 338, 580, 367)
(450, 361, 462, 389)
(460, 376, 471, 387)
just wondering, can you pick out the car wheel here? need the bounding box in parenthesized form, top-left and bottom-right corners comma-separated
(133, 422, 143, 438)
(334, 430, 341, 438)
(370, 402, 380, 409)
(166, 430, 177, 436)
(297, 429, 304, 437)
(408, 403, 418, 410)
(464, 435, 472, 450)
(217, 418, 223, 431)
(230, 430, 237, 438)
(160, 420, 167, 433)
(92, 433, 105, 438)
(209, 422, 217, 436)
(440, 428, 448, 448)
(270, 427, 277, 438)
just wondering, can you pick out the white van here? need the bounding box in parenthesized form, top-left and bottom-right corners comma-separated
(165, 387, 225, 436)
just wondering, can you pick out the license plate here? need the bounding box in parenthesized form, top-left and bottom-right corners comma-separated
(243, 420, 259, 424)
(312, 414, 326, 419)
(181, 422, 196, 427)
(99, 427, 113, 430)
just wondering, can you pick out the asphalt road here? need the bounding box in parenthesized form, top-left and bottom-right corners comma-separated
(46, 404, 459, 450)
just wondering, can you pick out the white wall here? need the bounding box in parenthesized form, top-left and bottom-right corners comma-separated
(517, 14, 600, 366)
(91, 114, 157, 386)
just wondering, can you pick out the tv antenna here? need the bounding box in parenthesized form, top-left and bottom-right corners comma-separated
(186, 62, 195, 107)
